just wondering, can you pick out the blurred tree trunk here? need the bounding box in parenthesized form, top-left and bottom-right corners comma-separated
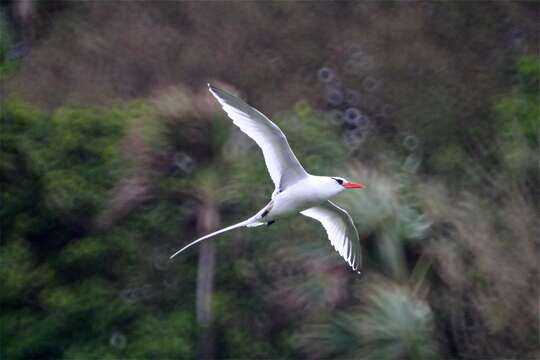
(12, 0, 35, 42)
(195, 195, 218, 360)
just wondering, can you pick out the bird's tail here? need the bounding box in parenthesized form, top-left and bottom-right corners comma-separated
(169, 216, 261, 259)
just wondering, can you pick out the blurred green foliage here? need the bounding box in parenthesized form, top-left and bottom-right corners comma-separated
(0, 17, 17, 80)
(0, 102, 198, 359)
(2, 56, 539, 359)
(495, 57, 539, 177)
(358, 285, 436, 360)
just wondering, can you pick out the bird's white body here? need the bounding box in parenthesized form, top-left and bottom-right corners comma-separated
(170, 84, 366, 273)
(262, 176, 344, 221)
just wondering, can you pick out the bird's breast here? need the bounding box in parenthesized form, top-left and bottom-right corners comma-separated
(268, 179, 328, 218)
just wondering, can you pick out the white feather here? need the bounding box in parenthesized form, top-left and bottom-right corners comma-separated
(301, 201, 362, 273)
(208, 84, 308, 191)
(170, 217, 258, 259)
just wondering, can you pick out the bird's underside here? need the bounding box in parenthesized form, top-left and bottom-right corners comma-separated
(170, 84, 363, 273)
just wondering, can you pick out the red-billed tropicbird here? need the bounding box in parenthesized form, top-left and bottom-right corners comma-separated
(170, 84, 366, 272)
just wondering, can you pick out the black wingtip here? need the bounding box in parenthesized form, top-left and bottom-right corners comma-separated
(208, 83, 221, 95)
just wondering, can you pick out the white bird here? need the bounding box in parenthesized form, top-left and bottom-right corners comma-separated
(170, 84, 366, 273)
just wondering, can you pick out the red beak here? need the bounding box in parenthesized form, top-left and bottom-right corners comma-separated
(343, 182, 366, 189)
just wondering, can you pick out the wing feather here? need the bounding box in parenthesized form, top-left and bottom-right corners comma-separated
(208, 84, 308, 190)
(301, 201, 362, 273)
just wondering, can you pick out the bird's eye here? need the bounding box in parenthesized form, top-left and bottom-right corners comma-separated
(333, 178, 344, 185)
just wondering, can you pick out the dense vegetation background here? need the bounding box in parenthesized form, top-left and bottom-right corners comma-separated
(1, 2, 539, 359)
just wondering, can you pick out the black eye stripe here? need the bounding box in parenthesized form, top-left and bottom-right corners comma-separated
(333, 178, 343, 185)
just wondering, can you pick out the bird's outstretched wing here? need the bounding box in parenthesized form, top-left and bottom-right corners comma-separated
(208, 84, 308, 190)
(301, 201, 362, 273)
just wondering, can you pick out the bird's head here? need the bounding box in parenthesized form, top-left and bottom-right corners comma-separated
(329, 176, 366, 192)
